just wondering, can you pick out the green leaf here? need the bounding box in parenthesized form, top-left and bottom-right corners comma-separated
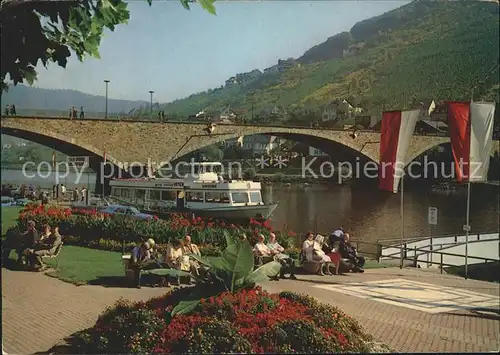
(224, 230, 235, 248)
(249, 261, 282, 284)
(221, 240, 254, 292)
(198, 0, 217, 15)
(172, 299, 201, 315)
(179, 0, 191, 10)
(186, 253, 212, 267)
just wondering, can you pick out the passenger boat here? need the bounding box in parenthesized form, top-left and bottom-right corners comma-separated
(108, 162, 278, 221)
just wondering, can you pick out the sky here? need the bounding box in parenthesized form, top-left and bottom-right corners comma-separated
(33, 0, 409, 103)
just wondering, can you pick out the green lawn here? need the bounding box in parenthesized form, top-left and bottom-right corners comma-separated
(1, 206, 22, 236)
(43, 246, 125, 285)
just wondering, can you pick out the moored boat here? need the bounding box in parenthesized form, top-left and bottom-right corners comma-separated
(108, 162, 278, 221)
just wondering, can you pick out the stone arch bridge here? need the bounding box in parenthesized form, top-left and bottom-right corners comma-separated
(0, 117, 459, 173)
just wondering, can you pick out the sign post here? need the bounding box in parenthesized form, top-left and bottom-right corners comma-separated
(428, 207, 438, 267)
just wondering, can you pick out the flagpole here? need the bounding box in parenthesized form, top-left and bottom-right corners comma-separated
(464, 181, 471, 279)
(102, 152, 106, 200)
(400, 172, 405, 269)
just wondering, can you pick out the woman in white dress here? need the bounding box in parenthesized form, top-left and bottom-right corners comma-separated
(302, 232, 334, 276)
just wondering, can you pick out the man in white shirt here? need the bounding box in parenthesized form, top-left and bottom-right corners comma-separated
(266, 233, 297, 280)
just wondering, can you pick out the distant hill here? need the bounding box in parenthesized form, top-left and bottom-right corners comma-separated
(1, 85, 148, 115)
(150, 0, 499, 120)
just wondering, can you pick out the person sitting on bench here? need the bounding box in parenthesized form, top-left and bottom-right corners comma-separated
(129, 240, 154, 288)
(26, 224, 62, 271)
(182, 235, 202, 276)
(267, 233, 297, 280)
(14, 220, 39, 264)
(339, 233, 365, 273)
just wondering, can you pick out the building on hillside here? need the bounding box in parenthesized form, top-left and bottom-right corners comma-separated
(277, 58, 299, 72)
(207, 106, 237, 123)
(308, 146, 329, 157)
(264, 65, 279, 74)
(321, 103, 338, 122)
(224, 135, 282, 156)
(2, 144, 12, 150)
(235, 69, 262, 83)
(225, 77, 238, 88)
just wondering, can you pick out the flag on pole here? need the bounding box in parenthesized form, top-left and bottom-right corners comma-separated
(447, 101, 495, 182)
(52, 151, 56, 169)
(103, 150, 107, 165)
(379, 109, 420, 193)
(427, 100, 436, 116)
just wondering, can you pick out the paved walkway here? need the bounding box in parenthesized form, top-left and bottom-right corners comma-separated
(2, 267, 499, 354)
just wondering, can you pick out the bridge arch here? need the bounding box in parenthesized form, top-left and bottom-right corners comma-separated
(170, 130, 379, 165)
(1, 126, 117, 168)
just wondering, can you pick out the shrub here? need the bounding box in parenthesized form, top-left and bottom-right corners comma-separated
(76, 288, 378, 354)
(81, 300, 165, 354)
(16, 204, 296, 250)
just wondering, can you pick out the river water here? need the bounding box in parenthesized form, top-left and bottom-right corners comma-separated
(2, 169, 498, 245)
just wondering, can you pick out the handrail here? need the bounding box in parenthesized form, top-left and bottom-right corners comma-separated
(381, 239, 500, 263)
(377, 231, 499, 246)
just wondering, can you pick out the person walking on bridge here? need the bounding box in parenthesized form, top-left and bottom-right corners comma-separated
(80, 106, 85, 119)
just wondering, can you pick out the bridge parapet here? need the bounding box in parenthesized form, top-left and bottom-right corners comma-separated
(3, 116, 494, 171)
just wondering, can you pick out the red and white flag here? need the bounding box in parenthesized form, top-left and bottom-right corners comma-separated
(379, 109, 420, 193)
(447, 101, 495, 183)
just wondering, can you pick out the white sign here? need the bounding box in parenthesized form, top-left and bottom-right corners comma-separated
(67, 156, 89, 168)
(428, 207, 438, 225)
(463, 224, 471, 232)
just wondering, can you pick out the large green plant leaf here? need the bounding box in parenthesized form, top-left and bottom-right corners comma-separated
(186, 253, 212, 267)
(248, 261, 282, 284)
(172, 299, 201, 316)
(223, 230, 235, 248)
(221, 240, 255, 292)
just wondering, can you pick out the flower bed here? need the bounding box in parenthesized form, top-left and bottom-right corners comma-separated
(74, 288, 381, 354)
(11, 203, 297, 255)
(69, 237, 386, 354)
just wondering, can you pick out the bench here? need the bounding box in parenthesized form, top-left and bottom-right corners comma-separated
(299, 250, 353, 275)
(41, 242, 63, 268)
(121, 254, 189, 286)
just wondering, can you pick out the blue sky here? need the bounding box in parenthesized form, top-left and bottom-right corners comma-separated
(34, 0, 408, 103)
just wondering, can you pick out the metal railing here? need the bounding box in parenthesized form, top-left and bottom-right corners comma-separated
(381, 243, 499, 274)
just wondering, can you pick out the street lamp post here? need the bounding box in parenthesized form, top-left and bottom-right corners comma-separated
(104, 80, 110, 119)
(149, 90, 154, 120)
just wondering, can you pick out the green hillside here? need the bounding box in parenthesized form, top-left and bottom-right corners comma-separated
(153, 0, 499, 120)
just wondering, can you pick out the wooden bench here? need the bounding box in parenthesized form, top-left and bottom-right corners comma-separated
(121, 254, 189, 286)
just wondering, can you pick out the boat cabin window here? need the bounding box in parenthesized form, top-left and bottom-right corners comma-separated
(194, 164, 222, 175)
(121, 189, 131, 198)
(149, 190, 161, 200)
(135, 189, 146, 200)
(249, 191, 262, 203)
(161, 190, 176, 201)
(186, 191, 204, 202)
(231, 192, 249, 203)
(205, 192, 230, 203)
